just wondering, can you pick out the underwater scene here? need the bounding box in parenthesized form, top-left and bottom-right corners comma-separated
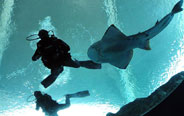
(0, 0, 184, 116)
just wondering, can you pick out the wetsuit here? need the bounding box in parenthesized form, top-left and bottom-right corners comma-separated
(33, 36, 71, 69)
(35, 93, 70, 116)
(32, 35, 101, 88)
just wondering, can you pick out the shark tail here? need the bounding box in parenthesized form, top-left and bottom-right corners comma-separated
(140, 40, 151, 50)
(172, 0, 183, 14)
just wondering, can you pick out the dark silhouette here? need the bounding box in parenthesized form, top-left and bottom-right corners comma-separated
(106, 71, 184, 116)
(32, 29, 101, 88)
(34, 90, 90, 116)
(106, 113, 115, 116)
(144, 73, 184, 116)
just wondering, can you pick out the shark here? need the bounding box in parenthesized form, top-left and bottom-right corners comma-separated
(87, 0, 183, 69)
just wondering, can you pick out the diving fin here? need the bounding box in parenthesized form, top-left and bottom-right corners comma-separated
(68, 90, 90, 98)
(79, 60, 101, 69)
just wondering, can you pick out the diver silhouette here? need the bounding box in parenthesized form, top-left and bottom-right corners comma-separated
(34, 90, 90, 116)
(32, 29, 101, 88)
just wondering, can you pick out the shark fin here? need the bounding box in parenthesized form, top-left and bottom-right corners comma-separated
(171, 0, 183, 14)
(155, 20, 159, 25)
(102, 24, 127, 42)
(109, 50, 133, 69)
(142, 40, 151, 50)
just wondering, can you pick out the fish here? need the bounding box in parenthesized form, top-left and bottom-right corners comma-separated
(87, 0, 183, 69)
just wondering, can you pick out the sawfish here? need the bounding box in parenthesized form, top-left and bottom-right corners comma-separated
(87, 0, 183, 69)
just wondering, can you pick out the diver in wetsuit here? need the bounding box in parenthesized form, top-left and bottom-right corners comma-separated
(32, 29, 101, 88)
(34, 90, 90, 116)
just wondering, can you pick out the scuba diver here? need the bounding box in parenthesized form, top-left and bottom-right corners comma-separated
(31, 29, 101, 88)
(34, 90, 90, 116)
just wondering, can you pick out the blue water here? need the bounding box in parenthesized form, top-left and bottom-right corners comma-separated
(0, 0, 184, 116)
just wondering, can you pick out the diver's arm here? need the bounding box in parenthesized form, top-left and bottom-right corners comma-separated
(32, 42, 42, 61)
(58, 95, 71, 109)
(32, 49, 41, 61)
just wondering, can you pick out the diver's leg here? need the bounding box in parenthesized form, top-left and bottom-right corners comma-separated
(64, 58, 101, 69)
(57, 95, 71, 110)
(57, 91, 90, 111)
(41, 66, 64, 88)
(49, 112, 58, 116)
(63, 58, 80, 68)
(47, 112, 58, 116)
(78, 60, 101, 69)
